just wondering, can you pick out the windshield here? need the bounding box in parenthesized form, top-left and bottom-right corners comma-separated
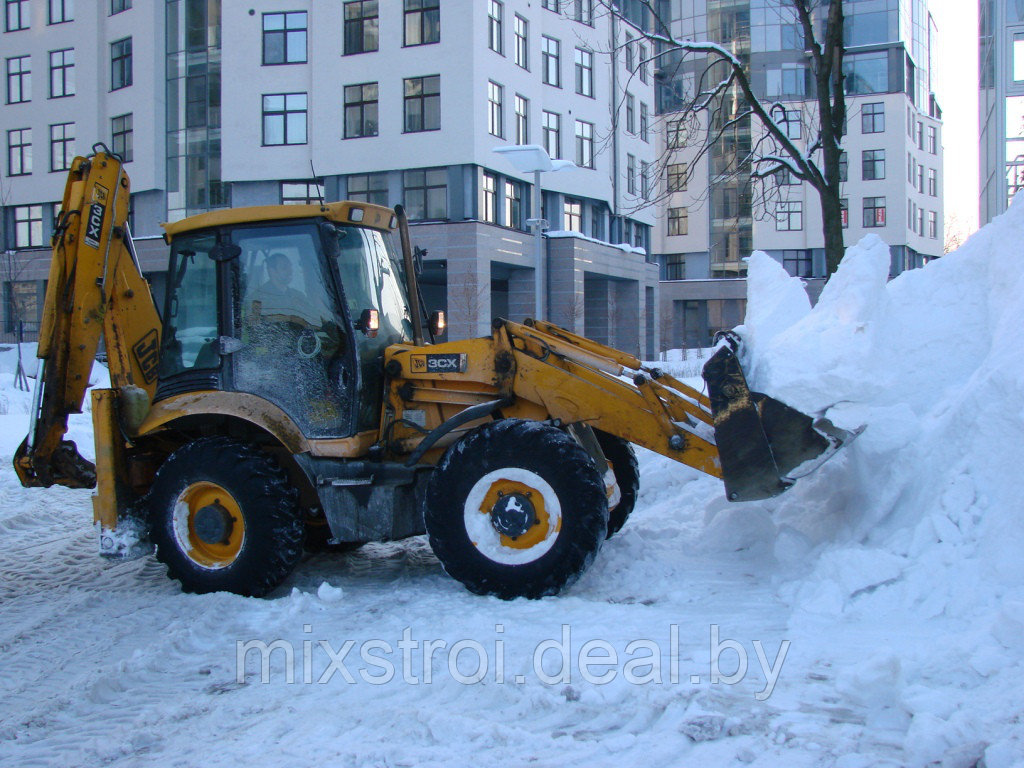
(160, 232, 220, 378)
(328, 224, 414, 345)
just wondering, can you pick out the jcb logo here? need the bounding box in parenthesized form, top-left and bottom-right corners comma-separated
(84, 203, 105, 249)
(132, 329, 160, 384)
(410, 354, 466, 374)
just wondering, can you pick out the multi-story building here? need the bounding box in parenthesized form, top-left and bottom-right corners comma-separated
(2, 0, 661, 356)
(654, 0, 944, 349)
(980, 0, 1024, 224)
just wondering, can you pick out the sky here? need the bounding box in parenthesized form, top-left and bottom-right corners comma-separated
(926, 0, 981, 238)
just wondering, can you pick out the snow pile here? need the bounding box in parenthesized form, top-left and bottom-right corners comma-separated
(734, 200, 1024, 764)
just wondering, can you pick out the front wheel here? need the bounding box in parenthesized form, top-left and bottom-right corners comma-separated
(423, 420, 609, 599)
(148, 437, 304, 597)
(595, 430, 640, 538)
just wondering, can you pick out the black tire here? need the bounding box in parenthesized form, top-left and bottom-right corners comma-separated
(595, 430, 640, 538)
(148, 437, 304, 597)
(423, 419, 609, 599)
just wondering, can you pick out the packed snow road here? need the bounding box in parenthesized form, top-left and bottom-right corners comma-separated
(4, 199, 1024, 766)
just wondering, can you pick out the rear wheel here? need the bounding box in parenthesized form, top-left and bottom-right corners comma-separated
(595, 430, 640, 538)
(423, 419, 608, 599)
(148, 437, 304, 597)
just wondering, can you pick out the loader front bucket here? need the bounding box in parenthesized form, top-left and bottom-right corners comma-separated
(702, 343, 854, 502)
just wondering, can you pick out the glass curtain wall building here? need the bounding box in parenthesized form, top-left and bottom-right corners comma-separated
(979, 0, 1024, 223)
(657, 0, 941, 277)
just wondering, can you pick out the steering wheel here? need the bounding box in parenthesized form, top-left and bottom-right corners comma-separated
(296, 328, 322, 358)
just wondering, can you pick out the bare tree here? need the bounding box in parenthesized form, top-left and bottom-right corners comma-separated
(599, 0, 849, 274)
(943, 213, 970, 254)
(560, 292, 585, 332)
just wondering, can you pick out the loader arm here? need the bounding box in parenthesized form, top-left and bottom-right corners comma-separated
(14, 148, 162, 489)
(384, 318, 852, 502)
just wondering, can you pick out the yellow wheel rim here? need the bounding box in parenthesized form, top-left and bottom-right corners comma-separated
(172, 481, 246, 570)
(479, 478, 559, 550)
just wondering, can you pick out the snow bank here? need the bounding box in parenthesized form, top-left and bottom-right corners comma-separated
(736, 198, 1024, 764)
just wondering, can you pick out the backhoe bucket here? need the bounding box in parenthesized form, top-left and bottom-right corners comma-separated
(702, 344, 854, 502)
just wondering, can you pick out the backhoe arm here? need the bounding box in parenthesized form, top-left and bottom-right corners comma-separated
(14, 148, 161, 489)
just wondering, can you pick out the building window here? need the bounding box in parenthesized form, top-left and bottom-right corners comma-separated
(782, 108, 801, 139)
(110, 0, 131, 14)
(625, 33, 634, 71)
(667, 119, 686, 149)
(480, 172, 497, 223)
(262, 92, 307, 145)
(640, 161, 650, 199)
(838, 151, 848, 182)
(542, 0, 557, 10)
(776, 166, 799, 186)
(574, 120, 594, 169)
(404, 0, 440, 47)
(916, 207, 924, 235)
(668, 207, 688, 236)
(404, 75, 441, 133)
(488, 1, 503, 54)
(48, 0, 72, 24)
(626, 153, 636, 195)
(5, 0, 28, 31)
(591, 206, 605, 240)
(542, 111, 560, 158)
(344, 82, 378, 138)
(403, 168, 447, 220)
(863, 196, 886, 227)
(661, 254, 685, 281)
(667, 163, 687, 192)
(563, 198, 582, 231)
(348, 173, 388, 206)
(281, 179, 324, 205)
(504, 180, 522, 229)
(916, 121, 924, 150)
(573, 0, 593, 24)
(928, 210, 937, 239)
(344, 1, 379, 55)
(782, 250, 812, 278)
(6, 55, 29, 104)
(840, 198, 849, 228)
(542, 36, 560, 87)
(928, 125, 937, 154)
(928, 168, 937, 197)
(110, 37, 132, 90)
(776, 201, 803, 231)
(862, 149, 884, 181)
(514, 15, 528, 69)
(916, 164, 924, 194)
(111, 113, 132, 161)
(638, 42, 648, 83)
(48, 49, 74, 98)
(862, 102, 884, 133)
(514, 95, 528, 145)
(14, 205, 43, 248)
(640, 102, 649, 142)
(263, 11, 307, 65)
(49, 122, 73, 172)
(575, 48, 593, 97)
(7, 128, 30, 176)
(488, 81, 503, 138)
(626, 93, 635, 133)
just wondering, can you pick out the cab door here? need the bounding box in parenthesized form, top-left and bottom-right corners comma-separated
(229, 221, 357, 438)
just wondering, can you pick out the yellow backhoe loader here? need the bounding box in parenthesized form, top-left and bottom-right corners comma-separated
(14, 148, 852, 599)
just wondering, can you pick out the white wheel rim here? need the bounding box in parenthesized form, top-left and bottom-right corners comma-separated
(463, 468, 562, 565)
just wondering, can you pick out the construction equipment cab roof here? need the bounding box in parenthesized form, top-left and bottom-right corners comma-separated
(161, 201, 398, 238)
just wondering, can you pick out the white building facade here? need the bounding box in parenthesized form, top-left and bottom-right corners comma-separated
(2, 0, 662, 356)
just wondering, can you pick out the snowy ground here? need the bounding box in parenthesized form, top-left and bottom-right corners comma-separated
(3, 203, 1024, 767)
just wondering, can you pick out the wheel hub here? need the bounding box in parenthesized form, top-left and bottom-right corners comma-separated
(193, 502, 234, 545)
(489, 492, 538, 539)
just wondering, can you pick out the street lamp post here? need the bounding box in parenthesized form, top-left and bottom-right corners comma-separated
(492, 146, 575, 322)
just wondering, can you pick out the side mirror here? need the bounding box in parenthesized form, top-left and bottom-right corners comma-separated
(356, 308, 379, 338)
(428, 310, 446, 338)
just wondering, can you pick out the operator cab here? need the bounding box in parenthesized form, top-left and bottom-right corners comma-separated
(158, 203, 414, 438)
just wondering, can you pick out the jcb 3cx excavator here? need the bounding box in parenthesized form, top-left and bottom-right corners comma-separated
(14, 148, 852, 599)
